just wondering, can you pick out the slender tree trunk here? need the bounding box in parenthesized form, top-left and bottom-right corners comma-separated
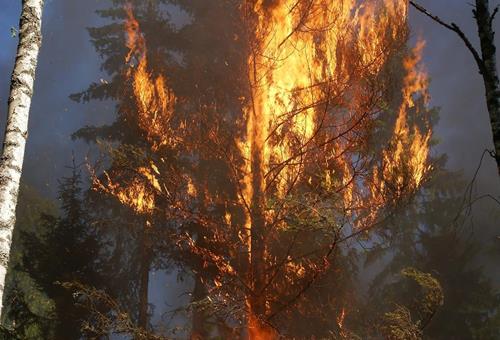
(191, 180, 209, 339)
(410, 0, 500, 174)
(474, 0, 500, 174)
(137, 226, 151, 332)
(249, 146, 267, 323)
(191, 272, 208, 339)
(246, 96, 270, 338)
(243, 34, 272, 337)
(0, 0, 44, 318)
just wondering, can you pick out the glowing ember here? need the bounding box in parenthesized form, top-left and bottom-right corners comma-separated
(248, 313, 277, 340)
(337, 307, 346, 332)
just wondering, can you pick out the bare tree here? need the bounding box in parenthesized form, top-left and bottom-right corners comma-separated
(410, 0, 500, 175)
(0, 0, 44, 317)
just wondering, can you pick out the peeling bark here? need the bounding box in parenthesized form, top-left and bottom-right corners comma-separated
(0, 0, 44, 318)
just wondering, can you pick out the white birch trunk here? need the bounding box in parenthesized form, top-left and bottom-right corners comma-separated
(0, 0, 44, 318)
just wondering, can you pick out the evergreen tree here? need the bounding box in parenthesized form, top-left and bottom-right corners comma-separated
(359, 166, 500, 339)
(71, 0, 436, 337)
(15, 162, 104, 339)
(1, 184, 57, 339)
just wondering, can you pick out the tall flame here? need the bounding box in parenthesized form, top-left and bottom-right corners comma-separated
(373, 40, 431, 205)
(93, 5, 175, 214)
(239, 0, 430, 336)
(240, 0, 412, 207)
(125, 4, 176, 151)
(93, 1, 433, 338)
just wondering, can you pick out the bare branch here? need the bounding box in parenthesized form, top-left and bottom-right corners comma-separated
(409, 1, 486, 75)
(489, 5, 499, 26)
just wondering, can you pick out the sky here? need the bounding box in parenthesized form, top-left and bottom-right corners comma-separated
(1, 0, 499, 332)
(0, 0, 114, 195)
(411, 1, 499, 177)
(409, 0, 500, 250)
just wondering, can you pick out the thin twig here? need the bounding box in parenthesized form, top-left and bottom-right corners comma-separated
(409, 1, 486, 75)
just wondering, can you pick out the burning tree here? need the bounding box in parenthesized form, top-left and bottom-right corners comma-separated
(74, 0, 434, 337)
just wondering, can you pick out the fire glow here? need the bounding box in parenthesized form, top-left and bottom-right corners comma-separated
(240, 0, 430, 336)
(93, 1, 432, 338)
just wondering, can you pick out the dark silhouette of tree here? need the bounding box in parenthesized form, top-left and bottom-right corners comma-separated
(16, 162, 105, 339)
(1, 183, 56, 339)
(359, 166, 500, 339)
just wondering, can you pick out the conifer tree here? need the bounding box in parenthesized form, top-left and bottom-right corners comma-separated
(17, 162, 104, 339)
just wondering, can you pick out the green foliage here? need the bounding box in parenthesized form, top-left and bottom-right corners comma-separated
(382, 305, 422, 340)
(2, 184, 57, 339)
(371, 267, 443, 340)
(359, 167, 500, 339)
(3, 165, 106, 339)
(400, 267, 443, 318)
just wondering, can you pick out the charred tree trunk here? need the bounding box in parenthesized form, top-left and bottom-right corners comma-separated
(0, 0, 44, 318)
(474, 0, 500, 174)
(250, 148, 267, 323)
(246, 113, 270, 338)
(137, 226, 151, 332)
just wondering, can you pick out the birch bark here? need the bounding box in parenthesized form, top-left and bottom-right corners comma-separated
(0, 0, 44, 317)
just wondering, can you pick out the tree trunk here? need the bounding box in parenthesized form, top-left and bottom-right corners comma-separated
(410, 0, 500, 174)
(249, 144, 267, 324)
(0, 0, 44, 318)
(137, 226, 151, 332)
(474, 0, 500, 174)
(191, 175, 210, 339)
(246, 96, 270, 338)
(191, 272, 208, 339)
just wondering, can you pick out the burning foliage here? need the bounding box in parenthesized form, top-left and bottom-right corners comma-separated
(89, 0, 433, 338)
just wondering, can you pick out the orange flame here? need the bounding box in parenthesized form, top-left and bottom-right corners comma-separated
(97, 1, 432, 336)
(125, 4, 176, 151)
(93, 164, 161, 214)
(239, 0, 431, 333)
(92, 5, 176, 214)
(374, 40, 432, 202)
(240, 0, 414, 208)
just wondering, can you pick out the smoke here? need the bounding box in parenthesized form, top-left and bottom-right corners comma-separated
(410, 0, 500, 271)
(0, 0, 499, 336)
(0, 0, 115, 197)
